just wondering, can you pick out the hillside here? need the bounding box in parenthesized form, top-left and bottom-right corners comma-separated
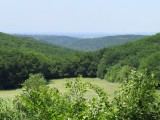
(97, 33, 160, 82)
(0, 32, 77, 89)
(17, 34, 80, 48)
(0, 32, 75, 57)
(70, 35, 147, 51)
(0, 32, 160, 89)
(18, 34, 146, 51)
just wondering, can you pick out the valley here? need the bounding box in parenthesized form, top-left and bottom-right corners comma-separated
(19, 34, 146, 51)
(0, 32, 160, 119)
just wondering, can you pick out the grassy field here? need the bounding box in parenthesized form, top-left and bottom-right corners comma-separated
(0, 89, 22, 99)
(49, 78, 120, 101)
(0, 78, 159, 101)
(0, 78, 120, 101)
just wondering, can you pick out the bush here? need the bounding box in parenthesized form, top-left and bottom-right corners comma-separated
(22, 73, 47, 90)
(104, 64, 130, 82)
(0, 71, 159, 119)
(114, 69, 160, 120)
(13, 77, 112, 119)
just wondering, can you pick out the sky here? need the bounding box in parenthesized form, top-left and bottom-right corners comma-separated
(0, 0, 160, 34)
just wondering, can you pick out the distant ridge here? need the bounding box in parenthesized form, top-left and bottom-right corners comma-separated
(18, 34, 147, 51)
(0, 32, 76, 57)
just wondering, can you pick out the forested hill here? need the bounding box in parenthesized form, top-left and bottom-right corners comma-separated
(97, 33, 160, 82)
(70, 35, 146, 51)
(17, 34, 80, 48)
(18, 34, 146, 51)
(0, 32, 159, 89)
(0, 32, 75, 57)
(0, 32, 77, 89)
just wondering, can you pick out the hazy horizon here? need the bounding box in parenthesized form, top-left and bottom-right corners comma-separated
(11, 32, 155, 39)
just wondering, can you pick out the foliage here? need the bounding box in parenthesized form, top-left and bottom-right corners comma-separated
(0, 32, 101, 89)
(0, 32, 75, 89)
(0, 32, 160, 89)
(22, 73, 47, 90)
(0, 48, 50, 89)
(97, 33, 160, 82)
(114, 69, 160, 120)
(140, 52, 160, 82)
(105, 64, 130, 82)
(0, 70, 160, 119)
(12, 76, 113, 119)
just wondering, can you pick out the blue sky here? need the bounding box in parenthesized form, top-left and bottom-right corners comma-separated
(0, 0, 160, 34)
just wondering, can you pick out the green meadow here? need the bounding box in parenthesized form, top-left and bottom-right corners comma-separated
(49, 78, 120, 101)
(1, 78, 159, 101)
(0, 78, 160, 100)
(0, 78, 120, 101)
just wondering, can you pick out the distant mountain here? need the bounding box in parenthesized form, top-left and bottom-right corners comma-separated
(18, 34, 147, 51)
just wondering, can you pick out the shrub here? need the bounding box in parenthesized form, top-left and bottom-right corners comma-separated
(13, 77, 112, 119)
(114, 69, 160, 120)
(0, 70, 159, 119)
(22, 73, 47, 90)
(105, 64, 130, 82)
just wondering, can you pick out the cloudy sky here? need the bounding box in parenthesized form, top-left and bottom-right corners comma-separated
(0, 0, 160, 34)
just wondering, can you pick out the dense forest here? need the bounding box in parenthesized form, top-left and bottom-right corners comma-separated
(0, 32, 160, 89)
(0, 32, 101, 89)
(97, 33, 160, 82)
(0, 32, 75, 89)
(18, 34, 146, 51)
